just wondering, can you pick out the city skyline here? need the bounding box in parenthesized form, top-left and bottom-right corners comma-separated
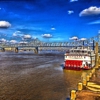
(0, 0, 100, 43)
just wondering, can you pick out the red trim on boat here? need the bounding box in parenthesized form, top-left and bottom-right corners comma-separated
(64, 60, 91, 70)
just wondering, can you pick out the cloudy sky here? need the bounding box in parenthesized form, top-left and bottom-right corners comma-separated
(0, 0, 100, 43)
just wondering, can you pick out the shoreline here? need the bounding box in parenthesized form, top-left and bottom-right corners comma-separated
(76, 68, 100, 100)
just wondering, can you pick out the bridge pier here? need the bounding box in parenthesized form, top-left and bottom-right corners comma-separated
(1, 48, 5, 52)
(34, 47, 38, 54)
(15, 47, 18, 53)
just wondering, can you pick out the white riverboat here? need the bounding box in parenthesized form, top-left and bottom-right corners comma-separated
(64, 46, 95, 70)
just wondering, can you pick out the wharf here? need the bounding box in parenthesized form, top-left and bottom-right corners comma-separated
(70, 42, 100, 100)
(76, 68, 100, 100)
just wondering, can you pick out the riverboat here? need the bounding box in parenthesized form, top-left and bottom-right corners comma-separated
(63, 46, 95, 70)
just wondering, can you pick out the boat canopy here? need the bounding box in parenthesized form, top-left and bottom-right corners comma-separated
(67, 47, 93, 55)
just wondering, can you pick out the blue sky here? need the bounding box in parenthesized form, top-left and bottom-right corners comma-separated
(0, 0, 100, 43)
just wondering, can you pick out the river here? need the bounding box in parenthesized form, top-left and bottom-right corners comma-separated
(0, 51, 89, 100)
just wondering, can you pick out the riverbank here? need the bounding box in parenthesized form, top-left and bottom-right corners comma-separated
(76, 68, 100, 100)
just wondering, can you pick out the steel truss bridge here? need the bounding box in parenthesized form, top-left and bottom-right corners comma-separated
(0, 34, 100, 52)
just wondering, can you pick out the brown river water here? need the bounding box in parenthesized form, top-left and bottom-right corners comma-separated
(0, 51, 89, 100)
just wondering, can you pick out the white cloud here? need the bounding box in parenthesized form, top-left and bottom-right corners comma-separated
(79, 6, 100, 17)
(13, 31, 22, 36)
(79, 38, 87, 41)
(42, 34, 52, 38)
(98, 30, 100, 34)
(88, 20, 100, 25)
(70, 0, 78, 2)
(68, 10, 74, 15)
(19, 41, 28, 44)
(13, 33, 17, 37)
(51, 27, 56, 30)
(10, 40, 17, 44)
(0, 21, 11, 28)
(23, 35, 32, 39)
(0, 38, 6, 42)
(69, 36, 78, 40)
(15, 31, 21, 34)
(13, 31, 23, 37)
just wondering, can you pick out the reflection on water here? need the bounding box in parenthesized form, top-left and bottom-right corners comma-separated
(0, 51, 90, 100)
(63, 70, 82, 96)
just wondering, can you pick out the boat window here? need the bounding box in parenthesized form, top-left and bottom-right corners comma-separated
(74, 50, 75, 53)
(82, 51, 84, 53)
(77, 50, 80, 53)
(88, 51, 91, 54)
(66, 50, 70, 53)
(71, 50, 74, 53)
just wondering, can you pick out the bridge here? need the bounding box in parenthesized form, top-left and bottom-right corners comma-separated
(0, 33, 100, 53)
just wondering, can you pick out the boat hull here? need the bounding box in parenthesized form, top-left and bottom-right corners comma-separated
(63, 66, 91, 71)
(64, 59, 93, 70)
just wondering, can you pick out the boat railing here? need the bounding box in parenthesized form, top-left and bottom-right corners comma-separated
(65, 53, 91, 56)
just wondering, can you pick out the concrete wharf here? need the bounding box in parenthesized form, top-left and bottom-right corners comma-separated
(69, 42, 100, 100)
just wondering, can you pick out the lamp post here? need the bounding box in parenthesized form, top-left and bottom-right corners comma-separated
(93, 40, 95, 51)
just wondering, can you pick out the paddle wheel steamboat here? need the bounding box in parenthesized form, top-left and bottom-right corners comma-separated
(64, 46, 95, 70)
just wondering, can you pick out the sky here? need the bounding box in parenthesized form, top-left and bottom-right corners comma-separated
(0, 0, 100, 43)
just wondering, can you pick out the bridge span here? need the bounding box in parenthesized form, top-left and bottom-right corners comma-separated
(0, 34, 100, 53)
